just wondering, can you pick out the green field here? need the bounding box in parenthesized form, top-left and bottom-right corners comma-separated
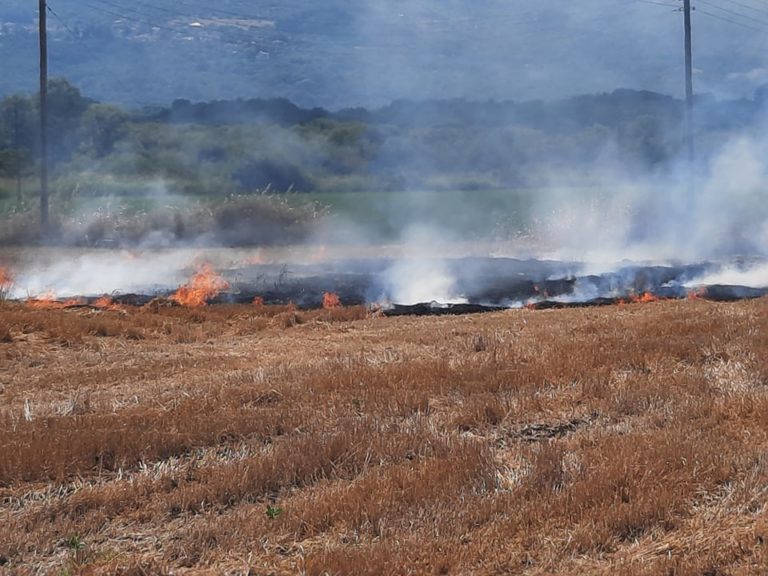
(0, 177, 611, 246)
(295, 189, 537, 241)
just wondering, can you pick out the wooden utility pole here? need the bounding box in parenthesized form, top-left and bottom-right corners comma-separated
(683, 0, 695, 169)
(38, 0, 49, 230)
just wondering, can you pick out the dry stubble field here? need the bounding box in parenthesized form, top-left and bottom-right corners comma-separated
(1, 298, 768, 575)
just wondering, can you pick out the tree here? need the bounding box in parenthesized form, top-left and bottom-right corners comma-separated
(81, 104, 128, 157)
(0, 95, 37, 206)
(0, 148, 34, 206)
(44, 78, 91, 162)
(0, 94, 37, 152)
(232, 158, 314, 192)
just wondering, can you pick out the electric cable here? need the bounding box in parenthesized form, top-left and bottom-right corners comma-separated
(714, 0, 768, 16)
(695, 0, 768, 25)
(46, 3, 78, 36)
(696, 8, 764, 28)
(83, 0, 191, 33)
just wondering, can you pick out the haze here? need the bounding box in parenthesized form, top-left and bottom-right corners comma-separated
(1, 0, 767, 107)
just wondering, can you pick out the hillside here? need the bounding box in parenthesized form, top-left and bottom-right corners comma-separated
(1, 0, 767, 108)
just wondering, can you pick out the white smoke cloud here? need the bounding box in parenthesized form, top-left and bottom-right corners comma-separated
(523, 118, 768, 266)
(685, 262, 768, 289)
(9, 250, 194, 298)
(376, 226, 467, 305)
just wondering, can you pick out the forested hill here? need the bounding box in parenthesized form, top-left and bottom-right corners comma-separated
(161, 89, 762, 133)
(1, 79, 765, 208)
(1, 0, 767, 108)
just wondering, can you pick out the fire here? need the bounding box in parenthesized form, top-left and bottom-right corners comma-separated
(252, 296, 265, 307)
(171, 263, 230, 307)
(631, 292, 661, 304)
(244, 250, 266, 266)
(323, 292, 341, 309)
(312, 245, 329, 262)
(93, 295, 125, 312)
(688, 287, 706, 300)
(26, 291, 86, 310)
(93, 296, 114, 308)
(0, 266, 13, 295)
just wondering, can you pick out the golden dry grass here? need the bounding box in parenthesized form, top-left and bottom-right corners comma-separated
(0, 298, 767, 574)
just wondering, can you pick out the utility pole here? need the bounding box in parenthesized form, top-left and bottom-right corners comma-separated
(683, 0, 695, 170)
(38, 0, 49, 231)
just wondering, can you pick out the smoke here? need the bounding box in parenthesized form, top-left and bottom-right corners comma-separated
(685, 262, 768, 289)
(691, 136, 768, 257)
(348, 1, 767, 108)
(4, 3, 768, 307)
(12, 118, 768, 306)
(8, 250, 198, 299)
(518, 115, 768, 266)
(373, 226, 467, 305)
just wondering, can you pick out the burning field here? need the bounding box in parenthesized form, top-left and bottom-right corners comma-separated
(2, 247, 768, 313)
(1, 247, 768, 573)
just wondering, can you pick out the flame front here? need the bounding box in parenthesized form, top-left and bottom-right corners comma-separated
(93, 295, 126, 312)
(632, 292, 661, 304)
(687, 287, 706, 300)
(171, 264, 230, 307)
(0, 266, 13, 294)
(26, 290, 86, 310)
(323, 292, 341, 309)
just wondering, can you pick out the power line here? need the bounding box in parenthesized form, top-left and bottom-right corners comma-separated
(88, 0, 177, 26)
(715, 0, 768, 17)
(696, 7, 765, 28)
(695, 0, 768, 26)
(733, 0, 768, 7)
(135, 0, 270, 22)
(46, 3, 78, 36)
(83, 0, 271, 35)
(633, 0, 679, 7)
(83, 1, 189, 34)
(129, 0, 188, 18)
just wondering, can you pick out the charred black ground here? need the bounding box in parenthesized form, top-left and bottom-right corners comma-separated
(19, 257, 766, 315)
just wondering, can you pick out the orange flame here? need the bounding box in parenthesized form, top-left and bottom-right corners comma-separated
(323, 292, 341, 309)
(93, 296, 113, 308)
(688, 287, 706, 300)
(26, 291, 86, 310)
(0, 266, 12, 293)
(171, 263, 230, 307)
(631, 292, 661, 304)
(312, 245, 329, 262)
(93, 295, 125, 312)
(244, 250, 266, 266)
(252, 296, 265, 307)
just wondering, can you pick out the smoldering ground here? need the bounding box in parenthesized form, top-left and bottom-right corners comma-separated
(5, 105, 768, 306)
(3, 2, 768, 306)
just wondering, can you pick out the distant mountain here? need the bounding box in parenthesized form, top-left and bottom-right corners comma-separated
(1, 0, 766, 108)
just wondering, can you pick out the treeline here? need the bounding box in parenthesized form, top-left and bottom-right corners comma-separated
(1, 79, 766, 203)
